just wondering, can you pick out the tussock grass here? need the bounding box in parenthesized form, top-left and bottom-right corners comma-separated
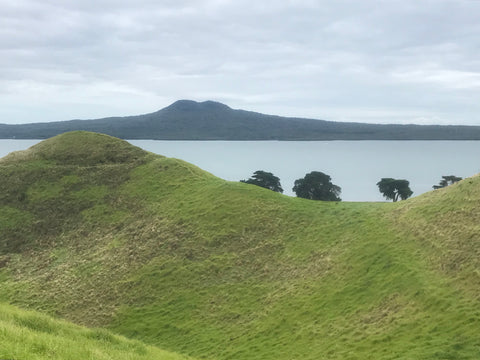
(0, 302, 192, 360)
(0, 131, 149, 166)
(0, 131, 479, 359)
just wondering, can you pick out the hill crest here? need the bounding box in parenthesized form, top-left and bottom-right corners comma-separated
(0, 131, 149, 166)
(0, 133, 479, 360)
(162, 99, 232, 112)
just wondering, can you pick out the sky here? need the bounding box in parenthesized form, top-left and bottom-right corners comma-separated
(1, 0, 479, 125)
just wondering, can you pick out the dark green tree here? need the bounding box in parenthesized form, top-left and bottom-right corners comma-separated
(241, 170, 283, 193)
(376, 178, 413, 202)
(433, 175, 462, 189)
(292, 171, 341, 201)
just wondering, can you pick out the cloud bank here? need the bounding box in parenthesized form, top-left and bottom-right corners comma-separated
(1, 0, 479, 124)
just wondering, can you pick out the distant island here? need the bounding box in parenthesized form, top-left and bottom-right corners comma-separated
(1, 99, 480, 140)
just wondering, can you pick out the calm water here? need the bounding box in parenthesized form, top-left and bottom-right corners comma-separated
(0, 140, 41, 157)
(1, 139, 479, 201)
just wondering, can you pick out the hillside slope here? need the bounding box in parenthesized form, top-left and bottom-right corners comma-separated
(2, 100, 480, 140)
(0, 131, 478, 359)
(0, 302, 192, 360)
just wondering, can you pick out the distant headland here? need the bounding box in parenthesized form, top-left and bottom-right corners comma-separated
(1, 99, 479, 140)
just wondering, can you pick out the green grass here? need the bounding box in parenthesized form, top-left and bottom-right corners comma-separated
(0, 302, 193, 360)
(0, 131, 479, 359)
(0, 131, 148, 166)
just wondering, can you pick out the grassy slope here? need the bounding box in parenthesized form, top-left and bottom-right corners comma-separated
(0, 131, 479, 359)
(0, 302, 191, 360)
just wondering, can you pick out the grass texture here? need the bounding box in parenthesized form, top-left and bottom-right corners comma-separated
(0, 302, 192, 360)
(0, 131, 478, 359)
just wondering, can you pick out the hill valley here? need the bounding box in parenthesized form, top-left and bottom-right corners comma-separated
(0, 131, 478, 359)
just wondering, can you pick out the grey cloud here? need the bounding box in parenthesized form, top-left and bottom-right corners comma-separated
(0, 0, 479, 124)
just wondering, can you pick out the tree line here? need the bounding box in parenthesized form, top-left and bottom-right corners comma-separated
(241, 171, 462, 202)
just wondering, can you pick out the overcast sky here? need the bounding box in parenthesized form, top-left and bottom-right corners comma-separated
(1, 0, 479, 125)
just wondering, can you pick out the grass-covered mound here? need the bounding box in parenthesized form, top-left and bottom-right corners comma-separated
(0, 131, 479, 359)
(0, 302, 191, 360)
(1, 131, 148, 166)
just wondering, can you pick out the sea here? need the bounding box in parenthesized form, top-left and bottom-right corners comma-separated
(1, 139, 479, 202)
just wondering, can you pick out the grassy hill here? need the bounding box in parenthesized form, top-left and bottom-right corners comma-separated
(0, 131, 479, 359)
(2, 99, 480, 140)
(0, 302, 191, 360)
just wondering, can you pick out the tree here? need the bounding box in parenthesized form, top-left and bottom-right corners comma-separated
(433, 175, 462, 189)
(292, 171, 341, 201)
(241, 170, 283, 193)
(376, 178, 413, 202)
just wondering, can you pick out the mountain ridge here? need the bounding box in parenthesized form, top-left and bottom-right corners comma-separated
(1, 100, 480, 140)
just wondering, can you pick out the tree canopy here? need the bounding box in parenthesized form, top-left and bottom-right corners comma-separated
(376, 178, 413, 202)
(433, 175, 462, 189)
(241, 170, 283, 193)
(292, 171, 341, 201)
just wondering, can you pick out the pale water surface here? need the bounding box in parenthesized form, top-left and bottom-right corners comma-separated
(128, 140, 480, 201)
(0, 140, 41, 157)
(1, 140, 479, 201)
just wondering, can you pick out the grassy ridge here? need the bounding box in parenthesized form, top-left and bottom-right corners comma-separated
(0, 131, 479, 359)
(0, 302, 191, 360)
